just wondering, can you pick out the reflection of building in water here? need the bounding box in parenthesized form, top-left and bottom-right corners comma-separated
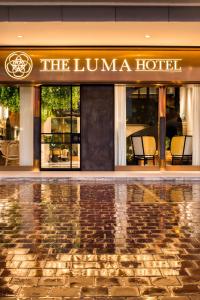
(79, 184, 116, 253)
(114, 184, 128, 252)
(38, 183, 81, 254)
(0, 184, 23, 293)
(176, 183, 200, 237)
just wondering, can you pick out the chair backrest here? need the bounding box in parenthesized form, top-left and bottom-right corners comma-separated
(62, 149, 69, 157)
(143, 136, 156, 156)
(0, 141, 8, 155)
(171, 136, 185, 156)
(7, 141, 19, 157)
(131, 136, 156, 156)
(131, 136, 144, 156)
(171, 135, 192, 156)
(52, 148, 61, 156)
(183, 136, 192, 155)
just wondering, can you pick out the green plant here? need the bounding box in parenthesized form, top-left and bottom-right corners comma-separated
(41, 86, 80, 122)
(72, 86, 80, 112)
(0, 86, 20, 112)
(126, 153, 134, 165)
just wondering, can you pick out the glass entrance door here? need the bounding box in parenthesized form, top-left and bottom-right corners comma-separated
(40, 86, 80, 170)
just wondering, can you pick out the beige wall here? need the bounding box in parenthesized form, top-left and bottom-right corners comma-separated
(19, 86, 34, 166)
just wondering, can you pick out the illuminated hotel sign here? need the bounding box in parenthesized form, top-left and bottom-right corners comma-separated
(40, 58, 182, 73)
(1, 47, 200, 82)
(2, 50, 182, 81)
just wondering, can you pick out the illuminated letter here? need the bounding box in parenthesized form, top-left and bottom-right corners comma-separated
(50, 59, 61, 71)
(174, 60, 182, 72)
(61, 59, 70, 71)
(166, 60, 173, 71)
(119, 59, 131, 72)
(86, 58, 98, 72)
(146, 60, 157, 70)
(74, 59, 85, 72)
(135, 59, 146, 71)
(40, 59, 51, 71)
(158, 60, 166, 71)
(101, 59, 117, 72)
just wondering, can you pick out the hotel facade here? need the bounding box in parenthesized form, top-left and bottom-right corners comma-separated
(0, 0, 200, 172)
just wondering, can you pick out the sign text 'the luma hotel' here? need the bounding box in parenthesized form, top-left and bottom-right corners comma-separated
(40, 58, 182, 73)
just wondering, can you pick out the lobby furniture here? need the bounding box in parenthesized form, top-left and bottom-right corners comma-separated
(61, 148, 70, 161)
(2, 141, 19, 166)
(170, 135, 192, 165)
(131, 136, 157, 165)
(51, 148, 62, 162)
(50, 147, 70, 162)
(0, 140, 8, 155)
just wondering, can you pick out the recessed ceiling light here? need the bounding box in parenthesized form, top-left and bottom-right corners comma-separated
(145, 34, 151, 39)
(17, 35, 23, 38)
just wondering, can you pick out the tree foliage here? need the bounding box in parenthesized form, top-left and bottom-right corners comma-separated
(0, 86, 20, 112)
(41, 86, 80, 122)
(0, 86, 80, 120)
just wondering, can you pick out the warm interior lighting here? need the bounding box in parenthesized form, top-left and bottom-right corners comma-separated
(17, 35, 23, 38)
(145, 34, 151, 39)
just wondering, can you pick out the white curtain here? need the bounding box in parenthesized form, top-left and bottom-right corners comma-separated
(192, 85, 200, 166)
(180, 86, 193, 135)
(115, 85, 126, 166)
(180, 87, 187, 121)
(186, 87, 193, 136)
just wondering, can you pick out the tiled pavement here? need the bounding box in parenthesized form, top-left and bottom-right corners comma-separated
(0, 181, 200, 299)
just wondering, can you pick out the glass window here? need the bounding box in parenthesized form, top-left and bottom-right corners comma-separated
(126, 86, 159, 166)
(41, 86, 80, 170)
(166, 86, 198, 166)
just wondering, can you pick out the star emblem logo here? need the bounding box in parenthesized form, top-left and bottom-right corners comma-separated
(5, 51, 33, 80)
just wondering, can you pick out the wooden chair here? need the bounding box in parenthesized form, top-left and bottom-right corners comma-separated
(131, 136, 157, 165)
(2, 141, 19, 166)
(170, 135, 192, 165)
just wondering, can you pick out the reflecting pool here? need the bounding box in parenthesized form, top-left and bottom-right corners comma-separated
(0, 181, 200, 298)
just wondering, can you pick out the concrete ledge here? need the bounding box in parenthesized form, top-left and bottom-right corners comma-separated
(0, 171, 200, 181)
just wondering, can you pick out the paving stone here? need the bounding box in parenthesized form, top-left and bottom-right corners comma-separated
(127, 277, 151, 286)
(22, 298, 63, 300)
(151, 276, 180, 286)
(96, 277, 123, 286)
(109, 286, 139, 296)
(0, 286, 16, 296)
(173, 285, 200, 295)
(159, 297, 190, 300)
(38, 277, 66, 286)
(19, 287, 51, 297)
(51, 287, 80, 297)
(70, 276, 94, 287)
(11, 277, 39, 286)
(140, 286, 169, 296)
(135, 268, 161, 276)
(179, 275, 200, 284)
(189, 296, 200, 300)
(0, 298, 18, 300)
(81, 287, 108, 296)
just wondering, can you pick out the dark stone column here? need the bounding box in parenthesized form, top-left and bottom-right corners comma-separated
(33, 86, 40, 170)
(81, 85, 114, 171)
(159, 86, 166, 169)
